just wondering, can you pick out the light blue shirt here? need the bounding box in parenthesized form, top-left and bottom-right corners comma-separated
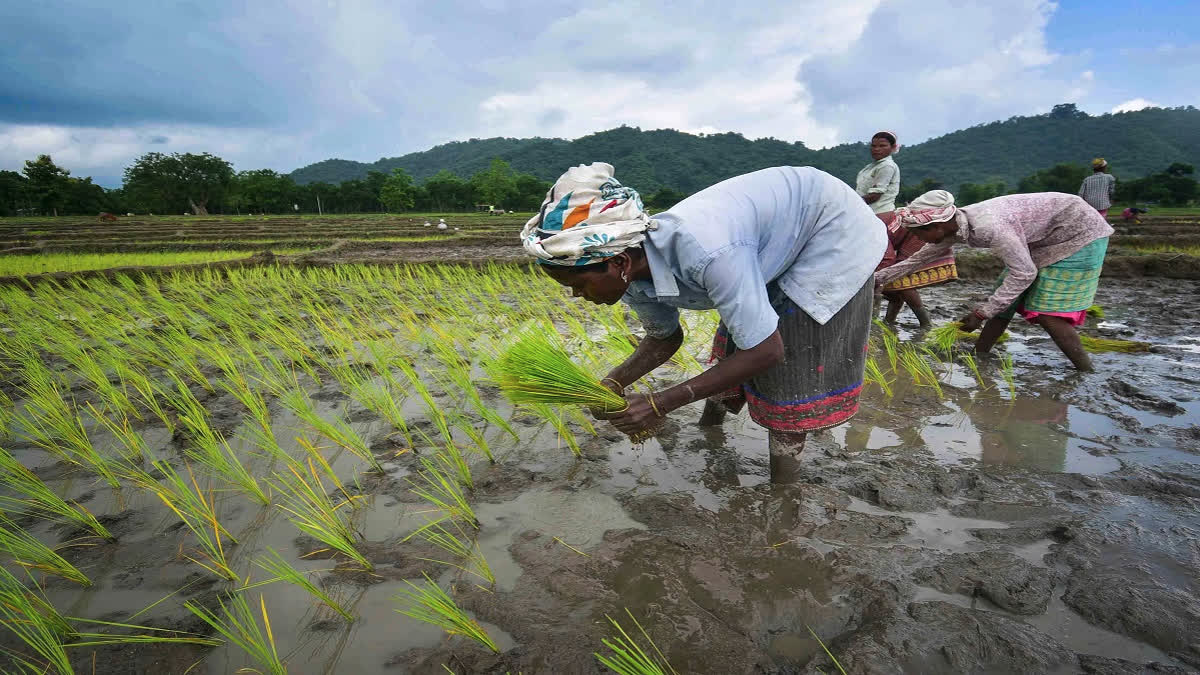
(622, 166, 887, 349)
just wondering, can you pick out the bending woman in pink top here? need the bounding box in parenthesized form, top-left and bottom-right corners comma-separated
(874, 190, 1114, 371)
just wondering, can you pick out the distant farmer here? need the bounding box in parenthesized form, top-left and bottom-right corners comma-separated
(1122, 207, 1147, 224)
(874, 191, 1114, 371)
(1078, 158, 1116, 217)
(857, 131, 956, 327)
(522, 163, 886, 483)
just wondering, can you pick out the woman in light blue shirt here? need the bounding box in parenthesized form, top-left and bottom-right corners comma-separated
(521, 163, 886, 483)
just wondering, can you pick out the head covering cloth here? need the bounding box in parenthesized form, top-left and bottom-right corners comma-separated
(1092, 157, 1108, 169)
(895, 189, 957, 229)
(520, 162, 652, 267)
(873, 130, 900, 154)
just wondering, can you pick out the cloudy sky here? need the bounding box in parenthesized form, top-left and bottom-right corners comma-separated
(2, 0, 1196, 186)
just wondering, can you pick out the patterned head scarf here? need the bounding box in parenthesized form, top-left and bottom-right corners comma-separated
(896, 190, 957, 229)
(1092, 157, 1108, 169)
(520, 162, 652, 267)
(873, 130, 900, 154)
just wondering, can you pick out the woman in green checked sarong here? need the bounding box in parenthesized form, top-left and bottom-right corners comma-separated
(874, 190, 1114, 371)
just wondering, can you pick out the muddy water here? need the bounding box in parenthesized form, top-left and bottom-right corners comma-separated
(4, 278, 1199, 674)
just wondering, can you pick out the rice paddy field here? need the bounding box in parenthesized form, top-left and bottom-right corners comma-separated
(0, 211, 1198, 674)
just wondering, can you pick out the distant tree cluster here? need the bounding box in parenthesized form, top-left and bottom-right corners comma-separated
(0, 155, 115, 216)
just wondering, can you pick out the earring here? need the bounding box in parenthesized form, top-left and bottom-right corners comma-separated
(620, 271, 628, 282)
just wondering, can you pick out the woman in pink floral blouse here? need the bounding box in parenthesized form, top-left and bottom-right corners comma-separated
(874, 190, 1114, 370)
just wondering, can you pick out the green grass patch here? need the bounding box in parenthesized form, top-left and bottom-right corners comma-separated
(0, 249, 317, 276)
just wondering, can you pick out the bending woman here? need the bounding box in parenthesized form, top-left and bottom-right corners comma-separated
(521, 163, 886, 483)
(857, 131, 956, 326)
(873, 190, 1114, 370)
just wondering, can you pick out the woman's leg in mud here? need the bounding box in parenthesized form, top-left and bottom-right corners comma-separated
(1036, 315, 1093, 371)
(882, 291, 904, 323)
(699, 399, 727, 426)
(975, 316, 1012, 355)
(768, 430, 806, 484)
(900, 289, 932, 327)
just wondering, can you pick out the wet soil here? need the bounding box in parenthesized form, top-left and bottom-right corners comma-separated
(3, 277, 1199, 674)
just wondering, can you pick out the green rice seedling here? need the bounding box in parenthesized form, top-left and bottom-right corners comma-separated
(527, 403, 582, 456)
(874, 319, 900, 372)
(273, 458, 371, 570)
(0, 389, 14, 439)
(332, 363, 415, 449)
(863, 357, 892, 398)
(280, 389, 383, 474)
(0, 448, 113, 540)
(0, 565, 73, 673)
(167, 375, 269, 505)
(404, 518, 494, 587)
(1086, 304, 1104, 318)
(806, 625, 848, 675)
(114, 364, 175, 434)
(395, 573, 499, 653)
(84, 403, 148, 463)
(959, 353, 987, 390)
(0, 516, 91, 585)
(1000, 353, 1016, 399)
(594, 608, 678, 675)
(151, 460, 239, 581)
(898, 347, 943, 399)
(1080, 335, 1150, 353)
(294, 436, 356, 503)
(395, 357, 455, 448)
(407, 454, 479, 529)
(251, 547, 355, 621)
(491, 329, 626, 413)
(185, 593, 287, 675)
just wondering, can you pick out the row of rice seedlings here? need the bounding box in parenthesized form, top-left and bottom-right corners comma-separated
(1079, 335, 1151, 353)
(395, 573, 499, 653)
(594, 609, 678, 675)
(185, 593, 287, 675)
(0, 516, 91, 585)
(113, 362, 176, 434)
(250, 547, 355, 621)
(329, 361, 415, 450)
(272, 458, 371, 571)
(425, 334, 517, 444)
(0, 449, 113, 540)
(85, 402, 150, 464)
(145, 460, 239, 581)
(280, 388, 383, 474)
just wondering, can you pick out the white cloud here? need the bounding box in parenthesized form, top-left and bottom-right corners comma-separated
(1111, 98, 1161, 113)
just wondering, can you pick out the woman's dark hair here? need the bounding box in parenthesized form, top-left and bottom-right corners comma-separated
(871, 131, 897, 146)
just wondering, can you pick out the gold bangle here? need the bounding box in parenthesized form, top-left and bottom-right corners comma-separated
(601, 377, 623, 392)
(647, 392, 663, 418)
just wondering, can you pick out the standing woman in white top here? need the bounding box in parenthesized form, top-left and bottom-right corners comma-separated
(857, 131, 957, 327)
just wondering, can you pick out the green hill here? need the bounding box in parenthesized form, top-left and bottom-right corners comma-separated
(289, 104, 1200, 193)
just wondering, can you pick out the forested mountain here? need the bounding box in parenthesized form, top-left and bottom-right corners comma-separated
(290, 105, 1200, 194)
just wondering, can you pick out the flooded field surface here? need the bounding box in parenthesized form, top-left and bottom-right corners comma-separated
(0, 265, 1196, 674)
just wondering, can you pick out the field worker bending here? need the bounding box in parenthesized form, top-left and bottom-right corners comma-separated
(520, 163, 886, 484)
(874, 190, 1114, 371)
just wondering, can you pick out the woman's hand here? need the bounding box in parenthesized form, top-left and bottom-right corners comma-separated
(588, 378, 626, 421)
(608, 393, 664, 438)
(958, 309, 986, 332)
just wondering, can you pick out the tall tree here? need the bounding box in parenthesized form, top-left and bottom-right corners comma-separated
(471, 158, 518, 207)
(23, 155, 71, 216)
(422, 170, 471, 211)
(1016, 163, 1088, 194)
(379, 168, 417, 212)
(0, 170, 29, 216)
(123, 152, 233, 214)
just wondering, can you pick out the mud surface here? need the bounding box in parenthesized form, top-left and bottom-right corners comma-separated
(3, 277, 1199, 674)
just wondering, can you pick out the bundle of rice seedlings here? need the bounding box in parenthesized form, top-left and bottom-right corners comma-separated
(863, 357, 892, 398)
(407, 454, 478, 529)
(151, 460, 239, 581)
(273, 459, 371, 571)
(251, 547, 355, 621)
(185, 593, 286, 675)
(1080, 335, 1150, 353)
(1086, 304, 1104, 318)
(492, 330, 626, 414)
(594, 608, 678, 675)
(395, 573, 499, 653)
(925, 322, 1008, 353)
